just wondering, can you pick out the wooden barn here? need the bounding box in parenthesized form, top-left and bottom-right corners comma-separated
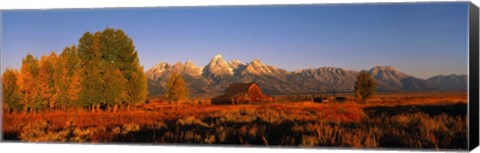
(211, 82, 274, 105)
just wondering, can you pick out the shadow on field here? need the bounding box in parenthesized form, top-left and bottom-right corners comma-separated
(113, 120, 300, 146)
(3, 102, 468, 150)
(363, 102, 467, 117)
(363, 102, 468, 149)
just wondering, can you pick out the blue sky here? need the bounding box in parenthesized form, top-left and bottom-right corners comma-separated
(1, 2, 469, 79)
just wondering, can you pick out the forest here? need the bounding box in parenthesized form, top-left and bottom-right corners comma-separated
(2, 28, 148, 113)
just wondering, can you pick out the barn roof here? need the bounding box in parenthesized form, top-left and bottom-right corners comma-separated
(212, 82, 257, 100)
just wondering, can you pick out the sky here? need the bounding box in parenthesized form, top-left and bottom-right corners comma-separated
(1, 2, 469, 79)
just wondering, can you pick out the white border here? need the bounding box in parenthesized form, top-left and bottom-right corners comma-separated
(0, 0, 478, 153)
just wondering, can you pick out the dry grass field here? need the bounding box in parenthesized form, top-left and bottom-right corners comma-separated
(2, 92, 467, 150)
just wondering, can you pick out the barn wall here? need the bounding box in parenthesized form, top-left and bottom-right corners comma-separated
(248, 85, 263, 101)
(211, 83, 275, 105)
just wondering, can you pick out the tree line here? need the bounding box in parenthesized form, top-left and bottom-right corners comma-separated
(2, 28, 148, 113)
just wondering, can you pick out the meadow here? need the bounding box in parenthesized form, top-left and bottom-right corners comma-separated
(2, 92, 467, 150)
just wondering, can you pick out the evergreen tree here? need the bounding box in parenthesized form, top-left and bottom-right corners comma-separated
(2, 68, 22, 112)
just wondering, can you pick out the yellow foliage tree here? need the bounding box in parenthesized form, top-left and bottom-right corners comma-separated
(18, 53, 40, 112)
(38, 52, 58, 110)
(166, 71, 189, 107)
(104, 66, 128, 112)
(9, 28, 147, 112)
(55, 46, 82, 110)
(2, 68, 22, 112)
(67, 68, 82, 108)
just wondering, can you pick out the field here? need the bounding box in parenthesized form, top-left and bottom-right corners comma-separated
(2, 92, 467, 150)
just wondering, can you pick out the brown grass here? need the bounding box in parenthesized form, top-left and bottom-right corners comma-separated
(3, 102, 364, 134)
(2, 92, 468, 150)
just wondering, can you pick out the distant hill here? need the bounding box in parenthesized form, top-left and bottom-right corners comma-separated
(427, 74, 467, 91)
(145, 54, 467, 97)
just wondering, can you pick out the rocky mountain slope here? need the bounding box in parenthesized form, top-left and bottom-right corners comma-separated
(145, 54, 467, 96)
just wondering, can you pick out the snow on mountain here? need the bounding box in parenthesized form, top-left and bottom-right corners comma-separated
(203, 54, 234, 77)
(145, 62, 172, 80)
(145, 55, 466, 96)
(228, 59, 243, 70)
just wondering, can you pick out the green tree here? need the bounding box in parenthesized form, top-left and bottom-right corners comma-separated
(103, 66, 127, 112)
(55, 46, 80, 109)
(78, 32, 105, 111)
(18, 53, 40, 112)
(354, 71, 377, 103)
(76, 28, 148, 111)
(6, 28, 147, 112)
(110, 29, 148, 109)
(2, 68, 22, 112)
(166, 71, 189, 107)
(125, 59, 148, 109)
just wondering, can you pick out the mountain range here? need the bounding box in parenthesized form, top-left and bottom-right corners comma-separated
(145, 54, 467, 97)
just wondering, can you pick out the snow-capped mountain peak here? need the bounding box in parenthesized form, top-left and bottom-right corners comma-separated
(145, 55, 466, 96)
(369, 66, 408, 80)
(203, 54, 234, 76)
(228, 59, 244, 70)
(145, 62, 172, 80)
